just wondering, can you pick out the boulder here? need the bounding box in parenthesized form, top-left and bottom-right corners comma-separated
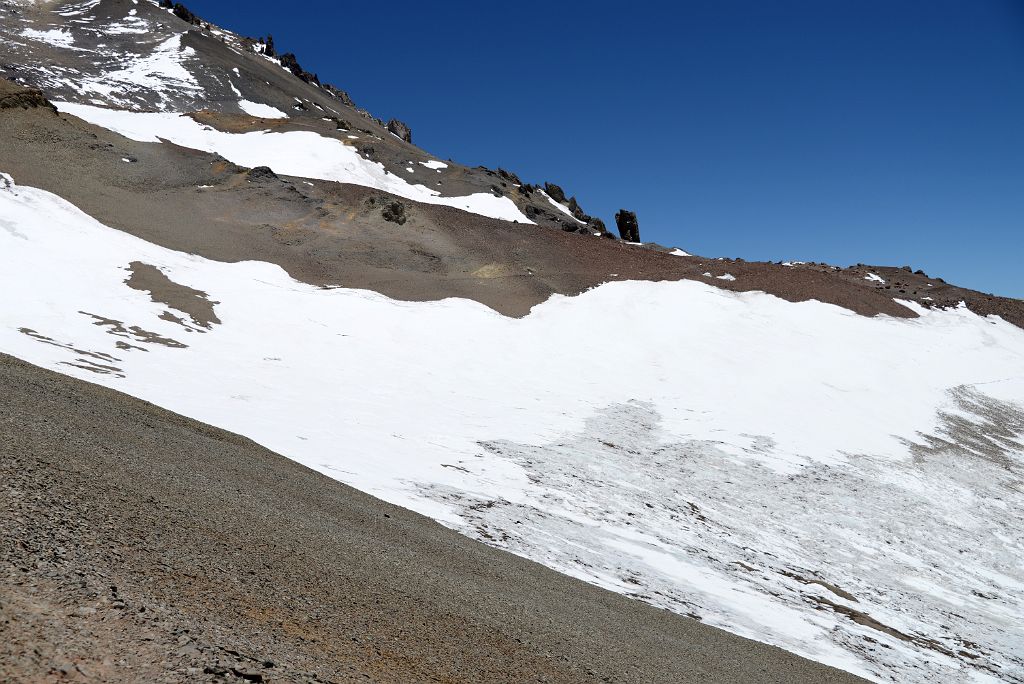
(381, 201, 407, 225)
(246, 166, 277, 181)
(544, 182, 566, 203)
(614, 210, 640, 242)
(387, 119, 412, 143)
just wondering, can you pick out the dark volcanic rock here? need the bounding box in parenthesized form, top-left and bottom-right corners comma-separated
(544, 182, 567, 204)
(278, 53, 319, 85)
(497, 168, 522, 185)
(322, 84, 354, 107)
(279, 52, 302, 77)
(247, 166, 277, 181)
(381, 200, 407, 225)
(587, 217, 608, 235)
(615, 209, 640, 242)
(567, 196, 590, 222)
(387, 119, 412, 143)
(171, 3, 200, 25)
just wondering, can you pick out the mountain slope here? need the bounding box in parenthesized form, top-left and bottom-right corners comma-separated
(0, 352, 866, 684)
(2, 2, 1024, 683)
(2, 170, 1022, 683)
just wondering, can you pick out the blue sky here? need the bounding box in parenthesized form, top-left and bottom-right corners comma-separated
(190, 0, 1024, 298)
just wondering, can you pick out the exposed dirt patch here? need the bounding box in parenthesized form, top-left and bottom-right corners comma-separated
(80, 311, 187, 349)
(125, 261, 220, 329)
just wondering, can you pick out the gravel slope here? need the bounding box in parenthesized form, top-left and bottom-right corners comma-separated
(0, 353, 866, 683)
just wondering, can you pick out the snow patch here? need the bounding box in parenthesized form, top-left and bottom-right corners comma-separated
(53, 103, 534, 224)
(238, 100, 288, 119)
(19, 28, 75, 48)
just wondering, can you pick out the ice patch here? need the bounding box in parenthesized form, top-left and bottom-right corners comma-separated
(419, 160, 448, 170)
(865, 273, 885, 284)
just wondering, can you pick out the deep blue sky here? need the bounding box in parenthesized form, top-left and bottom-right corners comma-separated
(190, 0, 1024, 298)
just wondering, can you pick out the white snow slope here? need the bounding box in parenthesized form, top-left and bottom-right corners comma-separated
(54, 102, 533, 224)
(2, 173, 1023, 683)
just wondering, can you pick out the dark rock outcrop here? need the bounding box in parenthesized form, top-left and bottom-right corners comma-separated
(381, 201, 407, 225)
(0, 82, 56, 112)
(544, 182, 566, 204)
(497, 168, 522, 185)
(615, 209, 640, 242)
(171, 3, 201, 25)
(566, 196, 590, 222)
(387, 119, 412, 143)
(322, 84, 354, 107)
(279, 53, 319, 86)
(246, 166, 277, 181)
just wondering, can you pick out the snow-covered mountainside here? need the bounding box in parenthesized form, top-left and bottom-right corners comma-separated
(2, 2, 1024, 683)
(0, 0, 611, 233)
(2, 174, 1023, 683)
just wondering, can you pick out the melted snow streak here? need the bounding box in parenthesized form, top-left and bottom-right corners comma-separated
(1, 2, 204, 110)
(2, 174, 1024, 683)
(425, 398, 1024, 683)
